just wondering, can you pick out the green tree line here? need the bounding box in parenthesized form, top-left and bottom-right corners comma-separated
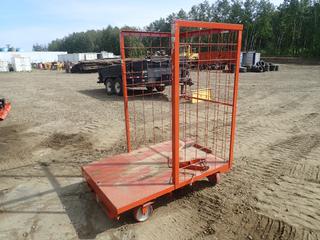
(46, 0, 320, 57)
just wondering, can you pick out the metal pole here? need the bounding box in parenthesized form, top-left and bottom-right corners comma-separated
(172, 22, 180, 187)
(228, 30, 242, 168)
(120, 32, 131, 152)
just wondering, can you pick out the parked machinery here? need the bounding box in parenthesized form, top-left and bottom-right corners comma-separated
(98, 56, 193, 95)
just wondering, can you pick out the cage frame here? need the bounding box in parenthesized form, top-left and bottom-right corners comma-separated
(120, 20, 243, 189)
(82, 20, 243, 221)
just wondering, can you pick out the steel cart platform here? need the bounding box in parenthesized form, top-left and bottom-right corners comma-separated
(82, 140, 228, 219)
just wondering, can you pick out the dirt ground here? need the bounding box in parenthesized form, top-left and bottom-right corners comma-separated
(0, 65, 319, 240)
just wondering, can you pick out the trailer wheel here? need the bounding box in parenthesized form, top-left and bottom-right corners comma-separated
(105, 79, 114, 95)
(155, 86, 165, 92)
(114, 78, 123, 96)
(133, 204, 153, 222)
(207, 172, 221, 186)
(146, 86, 154, 92)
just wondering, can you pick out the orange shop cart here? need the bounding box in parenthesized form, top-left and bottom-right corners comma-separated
(82, 20, 243, 221)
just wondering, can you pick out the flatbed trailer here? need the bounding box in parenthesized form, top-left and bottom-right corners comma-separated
(69, 58, 121, 73)
(82, 20, 243, 221)
(97, 57, 192, 96)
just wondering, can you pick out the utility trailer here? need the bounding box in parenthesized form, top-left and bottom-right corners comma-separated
(97, 57, 193, 95)
(82, 20, 243, 222)
(69, 58, 121, 73)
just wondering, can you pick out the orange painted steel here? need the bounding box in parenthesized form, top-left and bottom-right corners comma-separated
(199, 51, 237, 65)
(176, 19, 243, 31)
(82, 20, 243, 220)
(172, 22, 180, 186)
(121, 30, 171, 38)
(229, 28, 243, 169)
(120, 31, 131, 152)
(0, 102, 11, 121)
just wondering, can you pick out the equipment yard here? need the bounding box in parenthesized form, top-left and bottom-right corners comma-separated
(0, 64, 320, 240)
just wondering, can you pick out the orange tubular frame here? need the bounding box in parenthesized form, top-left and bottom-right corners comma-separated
(229, 25, 243, 169)
(120, 20, 243, 190)
(120, 30, 171, 153)
(172, 23, 180, 187)
(120, 32, 131, 152)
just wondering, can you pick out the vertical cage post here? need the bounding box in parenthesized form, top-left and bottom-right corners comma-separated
(172, 22, 180, 187)
(120, 32, 131, 152)
(228, 30, 242, 168)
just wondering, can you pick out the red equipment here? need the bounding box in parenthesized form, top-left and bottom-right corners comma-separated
(0, 99, 11, 121)
(82, 20, 243, 221)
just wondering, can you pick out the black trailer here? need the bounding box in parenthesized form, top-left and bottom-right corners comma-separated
(97, 57, 192, 95)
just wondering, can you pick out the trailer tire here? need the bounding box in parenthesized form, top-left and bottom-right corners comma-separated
(114, 78, 123, 96)
(105, 79, 114, 95)
(207, 172, 221, 186)
(146, 86, 154, 92)
(155, 86, 165, 92)
(269, 65, 276, 71)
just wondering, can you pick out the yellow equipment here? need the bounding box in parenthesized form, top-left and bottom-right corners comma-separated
(191, 88, 212, 103)
(181, 45, 199, 60)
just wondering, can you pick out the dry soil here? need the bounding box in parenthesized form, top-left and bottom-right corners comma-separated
(0, 65, 319, 240)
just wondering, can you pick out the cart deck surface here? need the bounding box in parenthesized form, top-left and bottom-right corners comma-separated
(82, 140, 227, 218)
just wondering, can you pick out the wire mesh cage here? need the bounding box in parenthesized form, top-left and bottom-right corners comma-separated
(120, 21, 242, 185)
(120, 31, 174, 151)
(177, 24, 240, 177)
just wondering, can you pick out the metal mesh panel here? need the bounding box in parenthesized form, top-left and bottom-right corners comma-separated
(178, 28, 238, 165)
(120, 31, 173, 151)
(120, 21, 242, 185)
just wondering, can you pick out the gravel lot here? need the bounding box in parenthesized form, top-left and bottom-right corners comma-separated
(0, 65, 319, 240)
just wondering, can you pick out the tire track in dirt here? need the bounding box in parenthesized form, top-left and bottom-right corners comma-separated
(239, 212, 320, 240)
(79, 119, 104, 134)
(256, 175, 320, 230)
(133, 204, 204, 240)
(216, 87, 320, 239)
(250, 113, 320, 236)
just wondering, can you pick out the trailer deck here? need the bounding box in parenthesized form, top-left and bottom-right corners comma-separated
(82, 140, 228, 219)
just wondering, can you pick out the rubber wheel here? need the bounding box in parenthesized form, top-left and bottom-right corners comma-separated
(146, 86, 154, 92)
(133, 205, 153, 222)
(259, 60, 266, 67)
(114, 78, 123, 96)
(207, 173, 221, 186)
(257, 66, 263, 72)
(155, 86, 165, 92)
(105, 79, 114, 95)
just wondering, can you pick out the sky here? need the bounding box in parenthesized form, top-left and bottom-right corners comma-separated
(0, 0, 283, 51)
